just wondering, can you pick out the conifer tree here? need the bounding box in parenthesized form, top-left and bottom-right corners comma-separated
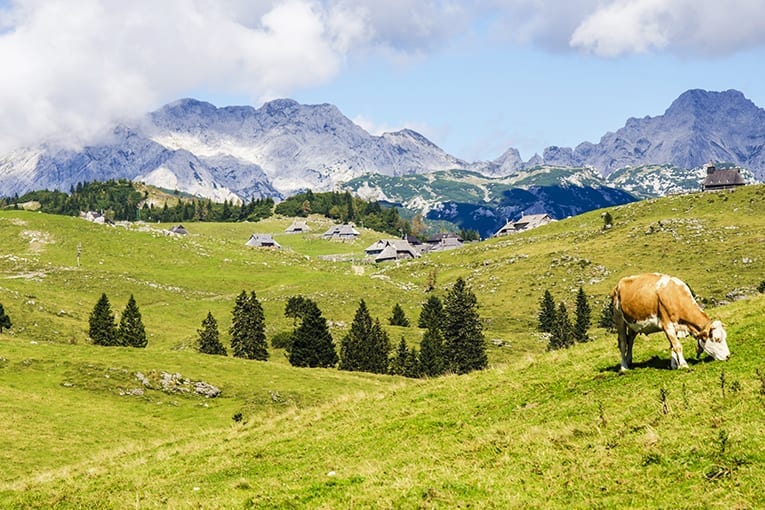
(89, 293, 117, 346)
(419, 326, 445, 377)
(289, 299, 338, 368)
(388, 303, 410, 327)
(418, 295, 444, 330)
(549, 302, 575, 350)
(0, 303, 11, 333)
(340, 300, 391, 374)
(389, 337, 410, 376)
(598, 298, 616, 332)
(442, 277, 487, 374)
(230, 291, 268, 360)
(339, 299, 373, 372)
(574, 287, 592, 343)
(198, 311, 226, 355)
(117, 294, 147, 348)
(538, 290, 556, 333)
(404, 346, 421, 378)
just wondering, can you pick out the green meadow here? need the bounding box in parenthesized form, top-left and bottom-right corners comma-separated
(1, 185, 764, 508)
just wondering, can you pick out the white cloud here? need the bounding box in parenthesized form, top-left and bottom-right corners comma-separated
(1, 0, 765, 152)
(560, 0, 765, 57)
(483, 0, 765, 55)
(0, 0, 367, 151)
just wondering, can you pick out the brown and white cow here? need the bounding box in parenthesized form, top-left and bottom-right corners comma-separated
(611, 273, 730, 371)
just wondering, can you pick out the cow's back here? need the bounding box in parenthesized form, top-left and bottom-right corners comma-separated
(613, 273, 662, 323)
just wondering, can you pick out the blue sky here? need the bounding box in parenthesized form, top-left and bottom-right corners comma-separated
(2, 1, 765, 160)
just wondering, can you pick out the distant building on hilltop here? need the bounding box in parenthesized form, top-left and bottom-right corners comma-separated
(322, 223, 360, 240)
(285, 220, 310, 234)
(364, 239, 421, 263)
(245, 234, 281, 249)
(701, 162, 747, 191)
(493, 213, 554, 237)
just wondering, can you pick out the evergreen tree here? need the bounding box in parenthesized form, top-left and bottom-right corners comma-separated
(339, 299, 373, 372)
(538, 290, 556, 333)
(117, 294, 147, 348)
(442, 278, 488, 374)
(289, 300, 338, 368)
(389, 337, 410, 376)
(198, 311, 226, 355)
(388, 303, 410, 327)
(230, 291, 268, 360)
(598, 298, 616, 332)
(419, 326, 445, 377)
(549, 302, 575, 350)
(340, 300, 391, 374)
(574, 287, 592, 343)
(403, 346, 421, 378)
(0, 303, 11, 333)
(89, 293, 117, 346)
(285, 295, 312, 326)
(418, 295, 444, 330)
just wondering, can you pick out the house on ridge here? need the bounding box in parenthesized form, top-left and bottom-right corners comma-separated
(422, 232, 464, 253)
(167, 224, 188, 236)
(285, 220, 310, 234)
(322, 223, 360, 240)
(494, 213, 554, 237)
(364, 239, 421, 263)
(245, 234, 281, 249)
(701, 162, 747, 191)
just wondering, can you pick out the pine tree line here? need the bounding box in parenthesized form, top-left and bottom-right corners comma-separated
(84, 278, 487, 379)
(538, 287, 592, 351)
(88, 293, 147, 347)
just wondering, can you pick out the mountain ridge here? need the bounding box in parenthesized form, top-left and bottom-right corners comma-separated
(0, 89, 762, 211)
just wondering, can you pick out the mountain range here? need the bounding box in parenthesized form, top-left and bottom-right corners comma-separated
(1, 88, 763, 234)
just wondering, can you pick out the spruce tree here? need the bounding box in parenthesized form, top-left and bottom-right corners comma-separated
(549, 302, 575, 350)
(419, 326, 445, 377)
(117, 294, 147, 347)
(339, 299, 373, 372)
(367, 318, 392, 373)
(198, 311, 226, 355)
(230, 291, 268, 360)
(89, 293, 117, 346)
(388, 303, 410, 327)
(574, 287, 591, 343)
(442, 277, 487, 374)
(538, 290, 556, 333)
(418, 295, 444, 330)
(0, 303, 11, 333)
(598, 298, 616, 332)
(389, 337, 410, 376)
(403, 346, 421, 378)
(340, 300, 391, 374)
(289, 300, 338, 368)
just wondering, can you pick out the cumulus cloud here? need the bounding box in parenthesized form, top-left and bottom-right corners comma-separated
(570, 0, 765, 56)
(1, 0, 764, 152)
(484, 0, 765, 56)
(0, 0, 363, 151)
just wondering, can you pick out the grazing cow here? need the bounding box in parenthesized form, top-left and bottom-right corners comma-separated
(611, 273, 730, 371)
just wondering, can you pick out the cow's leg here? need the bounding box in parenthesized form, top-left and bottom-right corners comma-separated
(664, 322, 688, 369)
(625, 330, 636, 367)
(617, 324, 630, 372)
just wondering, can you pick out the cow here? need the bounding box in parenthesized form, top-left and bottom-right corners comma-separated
(611, 273, 730, 371)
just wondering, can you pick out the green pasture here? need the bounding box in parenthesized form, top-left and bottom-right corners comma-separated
(1, 185, 764, 508)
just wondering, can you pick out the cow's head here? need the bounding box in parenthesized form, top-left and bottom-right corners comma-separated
(696, 320, 730, 361)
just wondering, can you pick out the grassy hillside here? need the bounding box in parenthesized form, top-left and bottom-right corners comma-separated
(1, 186, 765, 508)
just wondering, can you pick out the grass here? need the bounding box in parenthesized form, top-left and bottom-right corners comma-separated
(1, 185, 765, 508)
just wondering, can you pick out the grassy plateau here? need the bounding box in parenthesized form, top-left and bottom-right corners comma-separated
(1, 185, 764, 508)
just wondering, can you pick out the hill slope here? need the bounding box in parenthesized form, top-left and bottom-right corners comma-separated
(1, 186, 765, 507)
